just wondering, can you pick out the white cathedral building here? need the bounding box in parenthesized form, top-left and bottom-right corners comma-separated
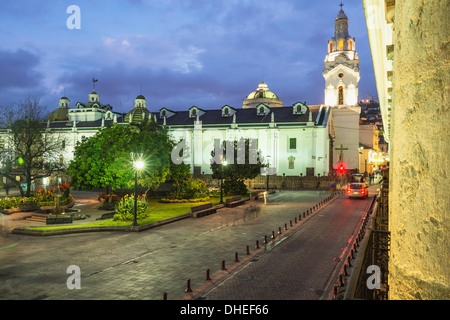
(1, 6, 361, 183)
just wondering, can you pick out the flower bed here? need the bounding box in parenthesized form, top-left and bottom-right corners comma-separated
(0, 183, 72, 211)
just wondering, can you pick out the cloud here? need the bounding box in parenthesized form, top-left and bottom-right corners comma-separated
(99, 35, 205, 74)
(0, 0, 378, 113)
(0, 49, 43, 89)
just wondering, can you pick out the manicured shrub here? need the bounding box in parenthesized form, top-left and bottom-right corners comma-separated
(113, 194, 149, 221)
(171, 179, 209, 199)
(223, 180, 248, 196)
(159, 197, 210, 203)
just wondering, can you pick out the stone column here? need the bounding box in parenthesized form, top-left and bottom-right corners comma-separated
(389, 0, 450, 299)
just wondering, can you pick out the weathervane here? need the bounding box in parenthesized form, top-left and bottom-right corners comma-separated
(92, 77, 98, 91)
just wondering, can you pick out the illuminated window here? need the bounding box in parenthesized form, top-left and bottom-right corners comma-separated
(339, 39, 344, 51)
(329, 42, 333, 53)
(338, 86, 344, 105)
(349, 40, 353, 51)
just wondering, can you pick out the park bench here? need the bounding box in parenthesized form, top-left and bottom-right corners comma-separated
(190, 203, 217, 218)
(250, 191, 262, 200)
(225, 196, 247, 208)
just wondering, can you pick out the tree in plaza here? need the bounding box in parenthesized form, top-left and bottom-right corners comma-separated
(67, 124, 134, 194)
(0, 97, 65, 197)
(210, 138, 265, 195)
(67, 118, 186, 197)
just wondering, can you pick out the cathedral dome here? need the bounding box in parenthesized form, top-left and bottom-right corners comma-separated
(47, 107, 69, 122)
(124, 107, 151, 124)
(243, 82, 283, 109)
(246, 82, 280, 100)
(47, 96, 70, 121)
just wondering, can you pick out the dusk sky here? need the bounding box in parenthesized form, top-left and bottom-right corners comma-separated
(0, 0, 377, 115)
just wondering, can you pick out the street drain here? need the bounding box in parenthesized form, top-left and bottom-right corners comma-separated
(235, 275, 253, 281)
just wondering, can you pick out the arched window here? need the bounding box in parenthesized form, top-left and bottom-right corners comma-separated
(348, 39, 353, 51)
(329, 42, 333, 53)
(339, 39, 344, 51)
(338, 86, 344, 105)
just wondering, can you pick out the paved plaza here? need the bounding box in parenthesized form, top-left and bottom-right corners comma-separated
(0, 188, 376, 300)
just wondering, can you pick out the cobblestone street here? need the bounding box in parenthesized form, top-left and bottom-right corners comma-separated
(0, 189, 373, 300)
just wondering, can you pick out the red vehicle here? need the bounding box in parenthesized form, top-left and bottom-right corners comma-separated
(346, 183, 369, 199)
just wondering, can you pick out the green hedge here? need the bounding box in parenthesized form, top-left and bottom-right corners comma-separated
(159, 197, 210, 203)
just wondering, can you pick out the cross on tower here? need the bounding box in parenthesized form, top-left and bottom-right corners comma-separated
(339, 2, 344, 10)
(335, 144, 348, 162)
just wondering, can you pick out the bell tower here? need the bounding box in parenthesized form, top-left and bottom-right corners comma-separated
(323, 3, 360, 107)
(323, 3, 361, 172)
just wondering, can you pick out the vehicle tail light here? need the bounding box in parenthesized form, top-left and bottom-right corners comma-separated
(360, 189, 366, 194)
(346, 188, 351, 194)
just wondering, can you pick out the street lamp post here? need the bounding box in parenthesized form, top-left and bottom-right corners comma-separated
(131, 152, 144, 227)
(219, 158, 227, 205)
(266, 156, 271, 192)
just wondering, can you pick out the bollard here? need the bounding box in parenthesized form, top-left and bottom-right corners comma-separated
(351, 249, 355, 259)
(303, 212, 306, 218)
(264, 235, 268, 244)
(247, 245, 251, 255)
(206, 269, 211, 281)
(295, 217, 298, 223)
(163, 292, 168, 300)
(278, 227, 282, 234)
(185, 279, 192, 293)
(285, 223, 288, 230)
(290, 220, 293, 227)
(347, 256, 352, 267)
(256, 240, 260, 249)
(235, 252, 239, 263)
(344, 264, 348, 276)
(333, 285, 338, 297)
(339, 274, 344, 287)
(222, 260, 226, 270)
(272, 230, 276, 239)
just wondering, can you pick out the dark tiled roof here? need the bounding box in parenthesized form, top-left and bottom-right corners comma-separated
(154, 105, 328, 127)
(47, 116, 125, 129)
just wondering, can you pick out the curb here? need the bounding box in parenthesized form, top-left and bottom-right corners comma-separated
(12, 213, 191, 236)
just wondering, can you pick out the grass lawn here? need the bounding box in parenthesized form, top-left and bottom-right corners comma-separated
(28, 195, 238, 230)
